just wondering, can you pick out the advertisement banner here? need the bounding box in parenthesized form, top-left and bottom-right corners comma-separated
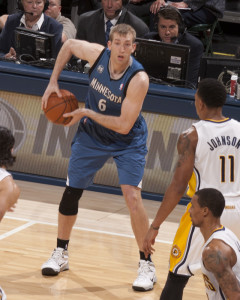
(0, 91, 197, 195)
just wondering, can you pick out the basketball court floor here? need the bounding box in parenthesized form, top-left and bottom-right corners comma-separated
(0, 180, 206, 299)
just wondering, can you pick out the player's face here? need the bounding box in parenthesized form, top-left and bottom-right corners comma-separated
(189, 195, 203, 227)
(158, 17, 179, 43)
(45, 0, 61, 19)
(102, 0, 122, 20)
(108, 33, 136, 65)
(22, 0, 45, 17)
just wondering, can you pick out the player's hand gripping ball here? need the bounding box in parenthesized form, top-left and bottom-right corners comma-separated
(43, 89, 79, 125)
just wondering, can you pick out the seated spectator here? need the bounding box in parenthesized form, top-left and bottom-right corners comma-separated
(71, 0, 101, 28)
(0, 0, 63, 59)
(150, 0, 225, 28)
(145, 6, 203, 87)
(45, 0, 76, 43)
(76, 0, 149, 46)
(125, 0, 154, 25)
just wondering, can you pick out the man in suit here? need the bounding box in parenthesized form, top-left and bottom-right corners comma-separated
(71, 0, 101, 28)
(145, 6, 203, 88)
(76, 0, 149, 46)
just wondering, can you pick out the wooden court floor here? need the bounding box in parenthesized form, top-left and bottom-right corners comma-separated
(0, 180, 206, 299)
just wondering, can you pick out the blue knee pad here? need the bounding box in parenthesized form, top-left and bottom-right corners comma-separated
(59, 186, 83, 216)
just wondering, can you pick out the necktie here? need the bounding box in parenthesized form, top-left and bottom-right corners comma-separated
(105, 20, 113, 43)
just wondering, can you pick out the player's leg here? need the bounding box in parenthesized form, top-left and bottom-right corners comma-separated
(121, 185, 149, 252)
(115, 144, 156, 291)
(160, 205, 204, 299)
(121, 184, 157, 291)
(160, 272, 189, 300)
(41, 131, 110, 276)
(221, 198, 240, 238)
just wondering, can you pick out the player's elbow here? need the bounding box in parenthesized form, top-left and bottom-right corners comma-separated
(118, 125, 131, 135)
(119, 129, 130, 135)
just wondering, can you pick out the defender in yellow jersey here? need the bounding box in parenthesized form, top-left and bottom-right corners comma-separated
(143, 78, 240, 300)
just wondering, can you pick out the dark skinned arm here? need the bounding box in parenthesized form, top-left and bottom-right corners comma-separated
(143, 126, 198, 256)
(203, 239, 240, 300)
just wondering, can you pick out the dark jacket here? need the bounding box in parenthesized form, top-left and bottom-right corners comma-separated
(0, 12, 63, 57)
(144, 31, 204, 87)
(184, 0, 225, 18)
(76, 7, 149, 46)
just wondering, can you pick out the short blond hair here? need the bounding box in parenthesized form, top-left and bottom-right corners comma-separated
(109, 23, 136, 43)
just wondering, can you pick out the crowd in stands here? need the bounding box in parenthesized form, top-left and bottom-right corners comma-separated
(0, 0, 228, 88)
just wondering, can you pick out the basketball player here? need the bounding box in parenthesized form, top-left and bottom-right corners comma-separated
(189, 188, 240, 300)
(143, 78, 240, 299)
(41, 24, 157, 291)
(0, 126, 20, 300)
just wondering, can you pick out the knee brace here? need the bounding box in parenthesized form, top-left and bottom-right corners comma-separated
(59, 186, 83, 216)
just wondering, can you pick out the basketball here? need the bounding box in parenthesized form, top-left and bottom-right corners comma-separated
(43, 89, 79, 125)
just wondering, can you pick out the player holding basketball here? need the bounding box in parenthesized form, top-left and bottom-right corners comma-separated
(189, 188, 240, 300)
(143, 78, 240, 299)
(0, 126, 20, 300)
(41, 24, 156, 291)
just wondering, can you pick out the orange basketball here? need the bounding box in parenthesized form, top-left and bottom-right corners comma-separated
(43, 89, 79, 125)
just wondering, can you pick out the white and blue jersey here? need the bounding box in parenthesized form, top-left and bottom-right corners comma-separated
(201, 227, 240, 300)
(67, 48, 148, 189)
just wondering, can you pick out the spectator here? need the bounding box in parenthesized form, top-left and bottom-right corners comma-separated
(150, 0, 225, 28)
(76, 0, 149, 46)
(0, 0, 63, 59)
(145, 6, 203, 88)
(71, 0, 101, 28)
(125, 0, 154, 25)
(45, 0, 76, 43)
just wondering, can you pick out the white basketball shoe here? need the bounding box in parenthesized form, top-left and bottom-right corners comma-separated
(0, 286, 6, 300)
(41, 247, 69, 276)
(132, 260, 157, 291)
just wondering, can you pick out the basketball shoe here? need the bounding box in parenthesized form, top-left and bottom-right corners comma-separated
(132, 260, 157, 291)
(0, 286, 6, 300)
(41, 247, 69, 276)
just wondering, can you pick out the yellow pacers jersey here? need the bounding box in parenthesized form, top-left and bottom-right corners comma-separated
(170, 118, 240, 275)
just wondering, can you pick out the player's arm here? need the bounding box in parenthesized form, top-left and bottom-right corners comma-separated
(64, 71, 149, 134)
(0, 176, 20, 221)
(143, 127, 197, 256)
(203, 240, 240, 299)
(42, 39, 104, 109)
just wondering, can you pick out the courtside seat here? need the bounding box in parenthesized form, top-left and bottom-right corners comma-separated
(188, 19, 221, 56)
